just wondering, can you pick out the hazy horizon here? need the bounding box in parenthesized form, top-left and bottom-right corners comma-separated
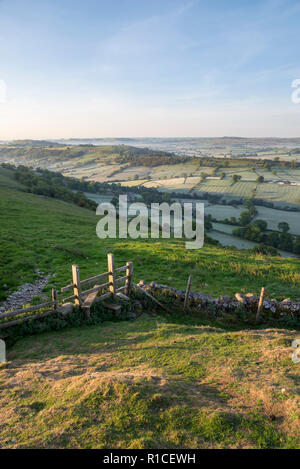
(3, 136, 300, 142)
(1, 0, 300, 139)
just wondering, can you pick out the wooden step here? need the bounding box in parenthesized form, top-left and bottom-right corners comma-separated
(82, 284, 100, 317)
(116, 292, 130, 302)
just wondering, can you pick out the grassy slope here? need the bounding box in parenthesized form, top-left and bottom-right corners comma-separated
(0, 169, 299, 449)
(0, 316, 299, 449)
(0, 168, 300, 301)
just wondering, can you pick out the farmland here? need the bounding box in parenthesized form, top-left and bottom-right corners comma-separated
(1, 140, 300, 209)
(0, 166, 300, 302)
(1, 140, 300, 258)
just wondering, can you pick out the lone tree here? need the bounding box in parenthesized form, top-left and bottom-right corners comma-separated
(256, 175, 264, 183)
(278, 221, 290, 233)
(232, 174, 242, 183)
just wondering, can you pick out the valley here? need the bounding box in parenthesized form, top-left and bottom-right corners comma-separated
(0, 141, 299, 450)
(0, 140, 300, 257)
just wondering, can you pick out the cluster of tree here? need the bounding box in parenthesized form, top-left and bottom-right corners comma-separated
(212, 198, 300, 254)
(3, 164, 97, 210)
(232, 209, 300, 254)
(2, 163, 179, 208)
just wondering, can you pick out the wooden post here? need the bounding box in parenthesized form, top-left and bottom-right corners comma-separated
(256, 287, 266, 323)
(0, 339, 6, 364)
(72, 265, 81, 306)
(52, 288, 57, 310)
(107, 253, 116, 300)
(133, 283, 171, 313)
(184, 275, 192, 312)
(125, 261, 133, 295)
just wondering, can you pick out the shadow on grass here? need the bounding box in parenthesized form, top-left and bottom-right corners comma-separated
(37, 374, 295, 449)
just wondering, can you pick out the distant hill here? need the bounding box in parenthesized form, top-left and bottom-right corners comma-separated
(0, 142, 184, 169)
(12, 139, 63, 147)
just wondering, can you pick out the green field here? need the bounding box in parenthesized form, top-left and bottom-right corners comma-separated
(256, 184, 300, 204)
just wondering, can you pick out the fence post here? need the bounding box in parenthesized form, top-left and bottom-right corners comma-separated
(72, 265, 81, 306)
(125, 261, 133, 295)
(256, 287, 265, 323)
(52, 288, 57, 310)
(0, 339, 6, 364)
(107, 253, 116, 300)
(184, 275, 192, 312)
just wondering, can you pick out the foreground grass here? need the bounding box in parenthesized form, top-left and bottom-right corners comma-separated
(0, 178, 300, 302)
(0, 315, 299, 449)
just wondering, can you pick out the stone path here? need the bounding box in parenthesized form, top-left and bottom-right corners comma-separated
(0, 274, 51, 313)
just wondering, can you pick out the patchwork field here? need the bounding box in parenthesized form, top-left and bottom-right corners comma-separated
(256, 184, 300, 204)
(142, 177, 201, 192)
(1, 142, 300, 209)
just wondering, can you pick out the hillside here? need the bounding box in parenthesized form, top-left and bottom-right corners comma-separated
(0, 141, 300, 210)
(0, 166, 300, 303)
(1, 317, 299, 449)
(0, 163, 299, 450)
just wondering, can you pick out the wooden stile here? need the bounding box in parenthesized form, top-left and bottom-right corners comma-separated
(81, 282, 111, 298)
(116, 292, 130, 302)
(72, 264, 81, 306)
(59, 257, 134, 317)
(82, 285, 100, 318)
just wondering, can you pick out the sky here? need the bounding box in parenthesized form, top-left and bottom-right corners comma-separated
(0, 0, 300, 139)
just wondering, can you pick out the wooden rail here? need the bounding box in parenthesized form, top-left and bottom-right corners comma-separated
(0, 297, 58, 330)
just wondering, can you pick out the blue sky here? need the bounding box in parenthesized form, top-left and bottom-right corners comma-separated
(0, 0, 300, 138)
